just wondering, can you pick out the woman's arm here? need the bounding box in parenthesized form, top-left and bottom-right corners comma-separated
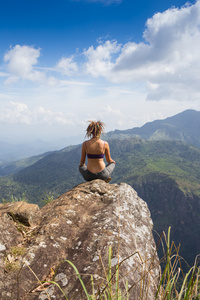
(105, 142, 115, 164)
(79, 142, 87, 166)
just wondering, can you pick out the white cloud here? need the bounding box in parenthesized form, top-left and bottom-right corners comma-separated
(56, 56, 78, 76)
(0, 102, 31, 124)
(4, 45, 46, 84)
(115, 0, 200, 75)
(0, 101, 77, 125)
(83, 0, 200, 101)
(83, 40, 121, 77)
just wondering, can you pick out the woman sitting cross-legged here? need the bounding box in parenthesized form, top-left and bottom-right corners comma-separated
(79, 120, 115, 182)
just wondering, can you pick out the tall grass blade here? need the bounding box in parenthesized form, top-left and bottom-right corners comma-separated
(107, 246, 112, 300)
(177, 268, 193, 300)
(183, 266, 200, 300)
(167, 226, 171, 283)
(24, 261, 51, 300)
(126, 280, 129, 300)
(91, 275, 95, 300)
(166, 272, 178, 300)
(116, 264, 119, 299)
(155, 261, 168, 299)
(65, 260, 91, 300)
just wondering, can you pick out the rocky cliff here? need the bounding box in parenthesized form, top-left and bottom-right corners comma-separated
(0, 180, 160, 299)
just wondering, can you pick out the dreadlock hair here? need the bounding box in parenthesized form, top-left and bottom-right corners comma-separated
(86, 120, 105, 138)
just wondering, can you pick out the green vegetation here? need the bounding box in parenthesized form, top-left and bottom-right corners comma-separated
(1, 138, 200, 204)
(0, 143, 82, 205)
(155, 228, 200, 300)
(4, 245, 26, 272)
(0, 154, 45, 177)
(109, 138, 200, 197)
(10, 245, 26, 257)
(2, 192, 28, 203)
(41, 191, 56, 206)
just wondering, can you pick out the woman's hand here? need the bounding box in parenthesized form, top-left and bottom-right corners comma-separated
(110, 160, 116, 164)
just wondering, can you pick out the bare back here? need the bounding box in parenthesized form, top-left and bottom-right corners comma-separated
(79, 137, 115, 174)
(85, 138, 106, 173)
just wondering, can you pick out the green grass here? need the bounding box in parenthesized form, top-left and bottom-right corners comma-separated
(4, 245, 26, 272)
(2, 192, 28, 203)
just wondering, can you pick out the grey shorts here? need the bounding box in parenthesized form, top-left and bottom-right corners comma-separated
(79, 163, 115, 181)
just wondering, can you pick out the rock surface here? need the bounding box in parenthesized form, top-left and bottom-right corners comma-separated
(0, 180, 160, 299)
(0, 201, 41, 227)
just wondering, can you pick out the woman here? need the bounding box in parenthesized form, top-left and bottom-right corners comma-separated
(79, 120, 115, 182)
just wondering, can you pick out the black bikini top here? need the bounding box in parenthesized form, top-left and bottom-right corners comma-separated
(87, 153, 104, 159)
(86, 141, 105, 159)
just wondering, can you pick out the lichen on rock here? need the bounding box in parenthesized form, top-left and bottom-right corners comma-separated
(0, 180, 161, 299)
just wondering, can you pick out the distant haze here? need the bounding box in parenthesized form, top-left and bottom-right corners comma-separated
(1, 109, 200, 163)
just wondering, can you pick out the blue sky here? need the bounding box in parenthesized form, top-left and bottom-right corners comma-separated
(0, 0, 199, 146)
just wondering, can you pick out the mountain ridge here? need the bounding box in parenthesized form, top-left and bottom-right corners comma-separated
(106, 109, 200, 147)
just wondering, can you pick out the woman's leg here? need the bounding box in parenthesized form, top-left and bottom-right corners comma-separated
(105, 162, 115, 176)
(79, 163, 115, 182)
(79, 165, 96, 181)
(97, 163, 115, 181)
(79, 165, 87, 175)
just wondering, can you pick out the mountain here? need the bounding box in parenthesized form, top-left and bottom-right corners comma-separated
(0, 144, 82, 204)
(0, 137, 199, 269)
(2, 109, 199, 165)
(106, 109, 200, 148)
(0, 144, 78, 177)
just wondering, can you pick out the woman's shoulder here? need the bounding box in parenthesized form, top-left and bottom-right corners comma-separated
(100, 138, 107, 143)
(83, 139, 93, 147)
(82, 140, 89, 148)
(99, 139, 108, 145)
(101, 139, 108, 144)
(100, 140, 109, 150)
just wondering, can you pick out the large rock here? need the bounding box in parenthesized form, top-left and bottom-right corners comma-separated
(0, 180, 160, 299)
(0, 201, 41, 227)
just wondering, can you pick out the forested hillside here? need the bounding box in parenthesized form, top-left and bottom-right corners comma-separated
(0, 137, 200, 268)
